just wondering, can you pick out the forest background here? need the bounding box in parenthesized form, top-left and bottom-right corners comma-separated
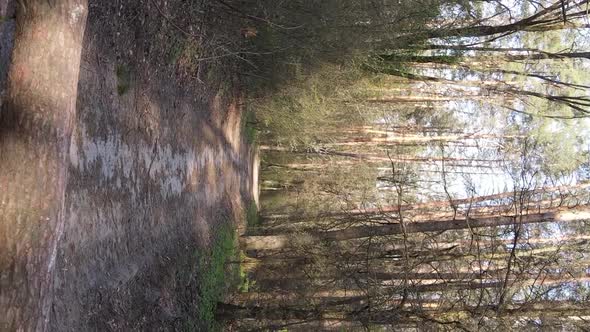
(228, 0, 590, 331)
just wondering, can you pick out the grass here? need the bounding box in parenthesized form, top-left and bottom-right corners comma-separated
(181, 201, 259, 331)
(242, 110, 258, 145)
(115, 64, 131, 95)
(195, 223, 236, 331)
(193, 220, 254, 331)
(246, 201, 260, 228)
(237, 251, 255, 293)
(236, 202, 260, 293)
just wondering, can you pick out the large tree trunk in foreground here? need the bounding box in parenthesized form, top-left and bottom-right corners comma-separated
(0, 1, 88, 331)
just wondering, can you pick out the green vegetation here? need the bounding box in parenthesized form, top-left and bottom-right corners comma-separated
(224, 0, 590, 330)
(177, 40, 201, 75)
(242, 110, 258, 145)
(245, 201, 259, 228)
(192, 205, 259, 331)
(248, 63, 371, 147)
(236, 251, 254, 293)
(235, 0, 444, 150)
(115, 64, 130, 95)
(166, 34, 201, 71)
(3, 0, 590, 330)
(195, 224, 237, 331)
(167, 38, 185, 66)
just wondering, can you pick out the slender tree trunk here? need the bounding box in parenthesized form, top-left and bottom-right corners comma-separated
(0, 1, 88, 331)
(242, 206, 590, 250)
(420, 0, 578, 39)
(216, 302, 323, 322)
(266, 182, 590, 222)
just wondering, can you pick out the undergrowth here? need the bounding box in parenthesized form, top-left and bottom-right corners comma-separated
(192, 207, 257, 331)
(242, 110, 258, 145)
(246, 201, 259, 228)
(247, 62, 373, 148)
(195, 224, 237, 331)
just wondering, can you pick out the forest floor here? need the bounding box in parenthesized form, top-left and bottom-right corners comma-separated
(3, 0, 256, 330)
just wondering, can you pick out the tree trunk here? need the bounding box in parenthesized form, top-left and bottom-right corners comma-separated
(421, 0, 577, 39)
(242, 206, 590, 250)
(0, 1, 88, 331)
(216, 302, 323, 322)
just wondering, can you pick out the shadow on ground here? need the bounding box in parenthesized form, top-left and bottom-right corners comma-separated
(45, 1, 254, 330)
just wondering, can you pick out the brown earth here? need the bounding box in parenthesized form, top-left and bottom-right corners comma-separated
(0, 0, 256, 330)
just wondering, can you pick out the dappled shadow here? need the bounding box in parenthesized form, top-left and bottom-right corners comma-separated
(47, 0, 255, 330)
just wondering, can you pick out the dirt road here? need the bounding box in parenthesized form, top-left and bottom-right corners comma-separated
(2, 1, 255, 330)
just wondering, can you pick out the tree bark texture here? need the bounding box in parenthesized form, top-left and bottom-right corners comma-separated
(0, 1, 88, 331)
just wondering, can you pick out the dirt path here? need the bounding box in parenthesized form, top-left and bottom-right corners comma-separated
(18, 1, 256, 330)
